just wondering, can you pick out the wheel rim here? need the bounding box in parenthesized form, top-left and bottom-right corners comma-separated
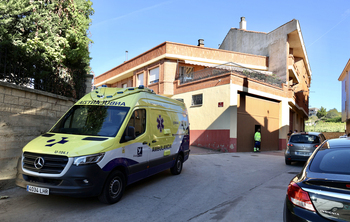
(176, 159, 182, 172)
(109, 177, 122, 198)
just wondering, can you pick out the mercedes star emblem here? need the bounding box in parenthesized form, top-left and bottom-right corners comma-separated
(34, 157, 45, 169)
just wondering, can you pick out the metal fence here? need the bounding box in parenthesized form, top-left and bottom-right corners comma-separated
(179, 62, 284, 88)
(0, 44, 86, 99)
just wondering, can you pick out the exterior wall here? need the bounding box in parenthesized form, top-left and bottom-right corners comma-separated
(339, 59, 350, 134)
(220, 20, 299, 83)
(342, 79, 347, 122)
(237, 94, 280, 152)
(163, 60, 177, 96)
(290, 57, 310, 114)
(339, 59, 350, 125)
(172, 73, 292, 152)
(219, 20, 310, 120)
(340, 65, 350, 123)
(172, 84, 235, 152)
(110, 76, 133, 88)
(279, 99, 290, 149)
(219, 30, 268, 56)
(166, 43, 268, 69)
(94, 42, 269, 89)
(0, 82, 75, 190)
(230, 78, 291, 150)
(96, 43, 167, 85)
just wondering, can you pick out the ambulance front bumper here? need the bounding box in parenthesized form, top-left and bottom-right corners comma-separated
(15, 158, 110, 197)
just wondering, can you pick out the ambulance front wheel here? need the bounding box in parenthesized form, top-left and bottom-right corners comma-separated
(98, 170, 125, 204)
(170, 154, 183, 175)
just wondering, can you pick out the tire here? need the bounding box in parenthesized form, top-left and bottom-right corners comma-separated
(170, 155, 183, 175)
(98, 170, 125, 204)
(285, 159, 291, 165)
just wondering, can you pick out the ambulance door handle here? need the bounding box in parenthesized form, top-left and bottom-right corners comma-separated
(142, 141, 148, 145)
(152, 140, 157, 143)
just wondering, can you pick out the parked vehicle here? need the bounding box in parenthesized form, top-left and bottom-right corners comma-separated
(284, 138, 350, 221)
(16, 86, 190, 204)
(285, 132, 326, 165)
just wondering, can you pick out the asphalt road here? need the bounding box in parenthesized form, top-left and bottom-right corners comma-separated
(0, 148, 304, 222)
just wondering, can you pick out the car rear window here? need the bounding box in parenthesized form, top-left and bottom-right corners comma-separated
(310, 149, 350, 174)
(290, 134, 320, 144)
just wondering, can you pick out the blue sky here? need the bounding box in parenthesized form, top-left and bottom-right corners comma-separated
(89, 0, 350, 112)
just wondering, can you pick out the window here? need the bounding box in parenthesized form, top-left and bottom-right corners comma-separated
(51, 105, 129, 137)
(289, 135, 319, 144)
(123, 83, 127, 88)
(127, 109, 146, 137)
(310, 149, 350, 175)
(192, 94, 203, 106)
(137, 73, 144, 86)
(149, 67, 159, 84)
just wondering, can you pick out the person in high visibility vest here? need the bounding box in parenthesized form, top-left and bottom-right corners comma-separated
(254, 128, 261, 152)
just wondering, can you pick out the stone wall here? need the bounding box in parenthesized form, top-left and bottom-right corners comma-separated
(0, 82, 76, 190)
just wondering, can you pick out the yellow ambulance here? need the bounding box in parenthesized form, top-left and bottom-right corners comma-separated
(16, 86, 190, 204)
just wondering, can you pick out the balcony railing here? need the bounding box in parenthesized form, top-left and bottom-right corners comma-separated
(179, 62, 284, 88)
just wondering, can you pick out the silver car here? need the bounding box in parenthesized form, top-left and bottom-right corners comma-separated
(285, 132, 326, 165)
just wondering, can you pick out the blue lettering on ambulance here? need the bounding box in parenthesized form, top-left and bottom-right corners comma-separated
(78, 101, 125, 106)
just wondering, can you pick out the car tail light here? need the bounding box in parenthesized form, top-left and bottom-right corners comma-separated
(287, 182, 315, 212)
(288, 143, 293, 147)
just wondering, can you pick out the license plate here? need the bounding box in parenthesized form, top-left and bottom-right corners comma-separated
(27, 185, 49, 195)
(296, 151, 311, 156)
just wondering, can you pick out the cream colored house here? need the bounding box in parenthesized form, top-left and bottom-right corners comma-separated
(94, 18, 311, 152)
(338, 59, 350, 133)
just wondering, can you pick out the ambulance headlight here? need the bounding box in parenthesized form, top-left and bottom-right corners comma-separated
(73, 153, 105, 166)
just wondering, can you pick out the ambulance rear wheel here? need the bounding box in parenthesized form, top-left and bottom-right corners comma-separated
(170, 155, 183, 175)
(98, 170, 125, 204)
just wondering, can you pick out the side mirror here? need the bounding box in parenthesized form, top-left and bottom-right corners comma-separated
(124, 126, 136, 141)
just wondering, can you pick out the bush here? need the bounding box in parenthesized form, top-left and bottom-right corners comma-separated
(325, 117, 342, 123)
(305, 121, 345, 132)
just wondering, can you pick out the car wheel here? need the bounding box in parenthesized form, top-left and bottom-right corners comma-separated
(98, 170, 125, 204)
(285, 159, 291, 165)
(170, 155, 183, 175)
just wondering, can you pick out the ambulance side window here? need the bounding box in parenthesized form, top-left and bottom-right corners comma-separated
(127, 109, 146, 137)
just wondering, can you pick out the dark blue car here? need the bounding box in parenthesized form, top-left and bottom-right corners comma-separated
(284, 138, 350, 221)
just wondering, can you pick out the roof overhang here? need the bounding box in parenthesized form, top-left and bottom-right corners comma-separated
(287, 20, 312, 78)
(338, 59, 350, 81)
(94, 54, 270, 87)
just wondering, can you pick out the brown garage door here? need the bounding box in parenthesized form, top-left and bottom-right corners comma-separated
(237, 94, 279, 152)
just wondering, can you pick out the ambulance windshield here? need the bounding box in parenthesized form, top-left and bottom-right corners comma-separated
(50, 105, 130, 137)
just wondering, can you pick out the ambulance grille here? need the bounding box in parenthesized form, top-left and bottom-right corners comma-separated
(23, 152, 68, 174)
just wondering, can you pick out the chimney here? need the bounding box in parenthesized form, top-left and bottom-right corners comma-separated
(240, 17, 246, 30)
(198, 39, 204, 47)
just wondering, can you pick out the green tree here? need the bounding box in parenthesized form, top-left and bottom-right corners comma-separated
(316, 106, 327, 119)
(326, 108, 341, 119)
(0, 0, 94, 98)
